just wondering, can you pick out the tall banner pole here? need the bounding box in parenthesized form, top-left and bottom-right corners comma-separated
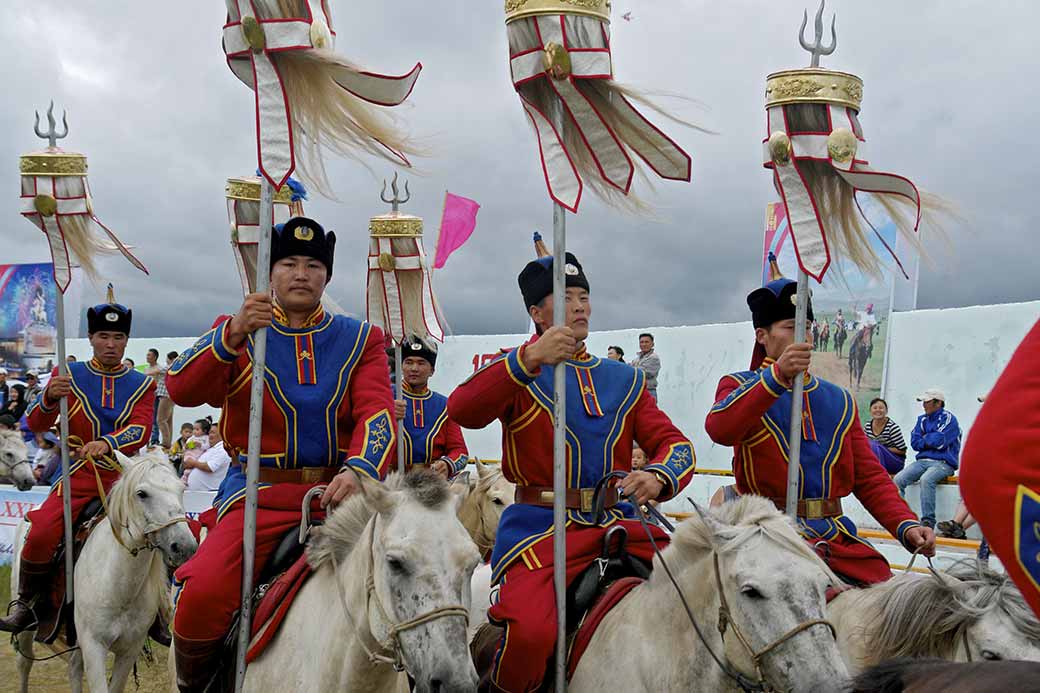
(550, 133, 568, 692)
(53, 292, 74, 603)
(785, 272, 809, 518)
(235, 178, 273, 692)
(396, 344, 405, 474)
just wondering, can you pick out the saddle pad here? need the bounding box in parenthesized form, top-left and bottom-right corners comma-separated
(246, 553, 312, 663)
(567, 577, 643, 679)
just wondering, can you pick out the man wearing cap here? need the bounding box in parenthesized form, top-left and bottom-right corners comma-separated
(894, 389, 961, 529)
(448, 252, 695, 692)
(0, 294, 156, 634)
(704, 276, 934, 587)
(394, 336, 468, 478)
(0, 367, 9, 409)
(165, 217, 395, 690)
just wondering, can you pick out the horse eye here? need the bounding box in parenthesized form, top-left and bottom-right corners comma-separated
(740, 585, 765, 600)
(386, 556, 408, 575)
(981, 650, 1002, 661)
(136, 489, 149, 500)
(492, 497, 504, 506)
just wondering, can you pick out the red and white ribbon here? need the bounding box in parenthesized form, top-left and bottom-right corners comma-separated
(764, 104, 921, 281)
(509, 14, 691, 212)
(366, 237, 443, 344)
(223, 0, 422, 187)
(19, 175, 147, 293)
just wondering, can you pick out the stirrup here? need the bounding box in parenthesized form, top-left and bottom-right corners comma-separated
(2, 599, 39, 632)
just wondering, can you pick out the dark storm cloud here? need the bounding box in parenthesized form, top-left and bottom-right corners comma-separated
(1, 1, 1036, 340)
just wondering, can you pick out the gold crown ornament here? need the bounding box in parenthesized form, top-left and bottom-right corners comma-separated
(505, 0, 611, 24)
(225, 175, 306, 295)
(765, 68, 863, 111)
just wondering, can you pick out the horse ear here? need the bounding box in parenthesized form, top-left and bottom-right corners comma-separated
(356, 471, 394, 514)
(113, 449, 135, 471)
(690, 500, 732, 542)
(448, 479, 469, 513)
(452, 471, 471, 487)
(476, 459, 490, 479)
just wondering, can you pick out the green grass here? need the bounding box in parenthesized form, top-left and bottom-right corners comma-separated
(0, 563, 171, 691)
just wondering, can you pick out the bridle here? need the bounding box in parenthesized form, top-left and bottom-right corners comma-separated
(69, 435, 189, 558)
(314, 487, 469, 673)
(0, 450, 31, 477)
(595, 469, 836, 693)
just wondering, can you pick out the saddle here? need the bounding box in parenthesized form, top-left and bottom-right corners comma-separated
(36, 497, 107, 646)
(472, 525, 649, 690)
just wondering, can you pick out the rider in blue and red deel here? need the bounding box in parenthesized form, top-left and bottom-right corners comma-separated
(0, 295, 155, 634)
(704, 275, 936, 587)
(165, 217, 395, 692)
(448, 253, 695, 692)
(394, 336, 469, 478)
(960, 319, 1040, 618)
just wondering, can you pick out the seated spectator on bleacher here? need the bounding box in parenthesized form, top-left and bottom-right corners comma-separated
(864, 397, 907, 475)
(894, 388, 961, 529)
(33, 431, 61, 485)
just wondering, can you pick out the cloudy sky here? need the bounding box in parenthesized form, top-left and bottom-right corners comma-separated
(2, 1, 1037, 339)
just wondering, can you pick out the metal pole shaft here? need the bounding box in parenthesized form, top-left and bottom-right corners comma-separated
(551, 197, 567, 693)
(785, 271, 810, 518)
(234, 177, 274, 692)
(54, 290, 74, 604)
(396, 344, 405, 474)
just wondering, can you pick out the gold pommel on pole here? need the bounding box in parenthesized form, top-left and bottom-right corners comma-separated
(505, 0, 610, 24)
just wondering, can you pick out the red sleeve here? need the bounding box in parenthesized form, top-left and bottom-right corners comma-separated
(165, 317, 241, 408)
(101, 381, 156, 455)
(447, 343, 537, 428)
(704, 365, 787, 446)
(848, 414, 921, 546)
(960, 319, 1040, 618)
(442, 418, 469, 460)
(632, 390, 696, 500)
(342, 326, 397, 480)
(26, 366, 61, 432)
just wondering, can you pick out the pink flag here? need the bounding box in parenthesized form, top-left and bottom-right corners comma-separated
(433, 192, 480, 269)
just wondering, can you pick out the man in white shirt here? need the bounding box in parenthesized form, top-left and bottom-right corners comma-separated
(182, 427, 231, 492)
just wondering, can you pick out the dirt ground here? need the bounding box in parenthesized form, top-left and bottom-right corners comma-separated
(0, 564, 173, 692)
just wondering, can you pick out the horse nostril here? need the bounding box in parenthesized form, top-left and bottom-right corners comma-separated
(171, 542, 181, 554)
(430, 679, 442, 693)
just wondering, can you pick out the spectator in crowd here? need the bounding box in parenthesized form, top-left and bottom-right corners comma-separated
(936, 501, 977, 540)
(629, 333, 661, 399)
(169, 422, 194, 472)
(66, 355, 76, 364)
(182, 424, 231, 491)
(864, 397, 907, 475)
(23, 371, 42, 405)
(631, 443, 647, 470)
(180, 417, 213, 479)
(1, 384, 28, 420)
(145, 349, 177, 448)
(0, 413, 16, 431)
(894, 388, 961, 529)
(606, 346, 625, 362)
(144, 349, 163, 445)
(0, 367, 8, 409)
(32, 432, 60, 485)
(123, 357, 135, 370)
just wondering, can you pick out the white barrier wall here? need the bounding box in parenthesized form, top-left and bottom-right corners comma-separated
(67, 299, 1038, 475)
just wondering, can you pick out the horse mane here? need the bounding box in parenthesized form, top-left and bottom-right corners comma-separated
(666, 495, 839, 583)
(861, 560, 1040, 661)
(308, 470, 449, 568)
(0, 428, 26, 451)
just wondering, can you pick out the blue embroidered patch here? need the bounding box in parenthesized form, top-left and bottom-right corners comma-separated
(1015, 485, 1040, 592)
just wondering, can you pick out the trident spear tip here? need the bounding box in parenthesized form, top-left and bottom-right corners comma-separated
(798, 0, 838, 68)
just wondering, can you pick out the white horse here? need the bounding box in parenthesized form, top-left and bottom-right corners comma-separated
(242, 470, 480, 693)
(566, 496, 848, 691)
(0, 428, 36, 491)
(13, 447, 197, 693)
(828, 560, 1040, 673)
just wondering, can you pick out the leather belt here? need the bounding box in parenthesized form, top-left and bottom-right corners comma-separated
(770, 496, 843, 520)
(515, 486, 618, 514)
(257, 467, 340, 485)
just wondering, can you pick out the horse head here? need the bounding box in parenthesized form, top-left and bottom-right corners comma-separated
(452, 460, 514, 557)
(0, 429, 35, 491)
(309, 470, 480, 693)
(110, 448, 197, 568)
(676, 498, 848, 690)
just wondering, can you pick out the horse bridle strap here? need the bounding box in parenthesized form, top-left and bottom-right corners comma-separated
(712, 552, 836, 687)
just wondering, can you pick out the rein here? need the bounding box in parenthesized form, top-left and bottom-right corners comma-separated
(68, 436, 189, 558)
(314, 489, 469, 674)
